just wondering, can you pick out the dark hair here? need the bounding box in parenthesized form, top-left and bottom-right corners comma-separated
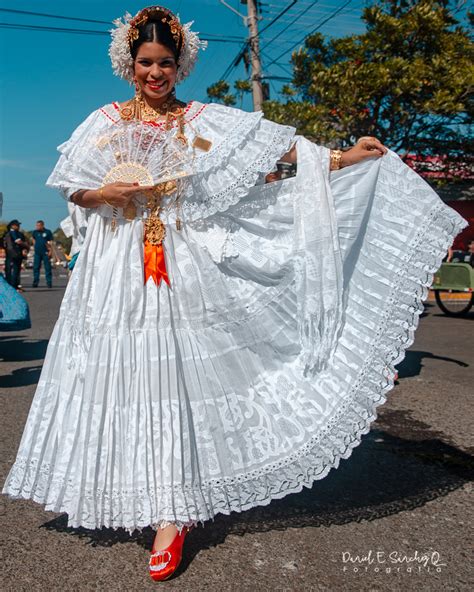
(37, 220, 44, 224)
(130, 19, 182, 62)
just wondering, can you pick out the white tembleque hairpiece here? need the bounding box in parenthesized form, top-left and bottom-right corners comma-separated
(109, 7, 207, 85)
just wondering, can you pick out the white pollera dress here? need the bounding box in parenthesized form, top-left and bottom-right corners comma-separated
(2, 100, 467, 533)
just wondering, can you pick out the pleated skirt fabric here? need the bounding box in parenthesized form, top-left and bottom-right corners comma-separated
(2, 153, 467, 532)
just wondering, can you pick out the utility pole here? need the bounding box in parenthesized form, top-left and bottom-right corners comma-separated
(220, 0, 264, 111)
(246, 0, 264, 111)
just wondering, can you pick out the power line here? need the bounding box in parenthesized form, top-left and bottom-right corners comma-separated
(220, 1, 334, 91)
(263, 75, 292, 81)
(261, 0, 321, 51)
(266, 0, 352, 67)
(219, 1, 294, 92)
(0, 7, 244, 41)
(220, 43, 248, 81)
(0, 22, 245, 43)
(282, 1, 361, 35)
(261, 48, 293, 76)
(0, 23, 106, 35)
(0, 7, 110, 24)
(259, 0, 298, 35)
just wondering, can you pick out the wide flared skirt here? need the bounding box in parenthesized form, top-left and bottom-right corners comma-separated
(2, 153, 467, 532)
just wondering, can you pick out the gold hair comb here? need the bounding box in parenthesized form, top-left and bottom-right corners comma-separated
(127, 6, 183, 49)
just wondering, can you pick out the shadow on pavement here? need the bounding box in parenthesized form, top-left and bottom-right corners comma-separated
(431, 312, 474, 320)
(0, 337, 48, 388)
(40, 408, 474, 578)
(0, 337, 49, 362)
(397, 349, 469, 380)
(0, 366, 43, 388)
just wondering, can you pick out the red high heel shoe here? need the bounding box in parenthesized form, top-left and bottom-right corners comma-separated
(149, 524, 194, 581)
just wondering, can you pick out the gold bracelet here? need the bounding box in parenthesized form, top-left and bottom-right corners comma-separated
(99, 187, 113, 208)
(329, 149, 343, 171)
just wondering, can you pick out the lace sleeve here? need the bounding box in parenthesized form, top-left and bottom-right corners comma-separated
(183, 104, 296, 221)
(45, 109, 104, 201)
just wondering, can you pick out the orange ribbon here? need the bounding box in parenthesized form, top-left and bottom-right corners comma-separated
(144, 239, 171, 287)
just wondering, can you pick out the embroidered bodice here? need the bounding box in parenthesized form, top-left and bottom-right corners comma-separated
(46, 101, 296, 223)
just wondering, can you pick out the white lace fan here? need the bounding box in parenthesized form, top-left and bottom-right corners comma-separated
(73, 120, 194, 219)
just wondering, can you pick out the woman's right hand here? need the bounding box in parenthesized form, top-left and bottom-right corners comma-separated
(100, 182, 155, 208)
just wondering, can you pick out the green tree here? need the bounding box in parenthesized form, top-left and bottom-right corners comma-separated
(207, 80, 237, 106)
(207, 79, 253, 107)
(263, 0, 473, 179)
(53, 227, 72, 255)
(234, 79, 252, 107)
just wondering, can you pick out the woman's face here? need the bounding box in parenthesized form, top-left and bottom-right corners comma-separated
(133, 42, 178, 103)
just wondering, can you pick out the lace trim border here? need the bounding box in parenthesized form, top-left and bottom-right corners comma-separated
(183, 124, 296, 221)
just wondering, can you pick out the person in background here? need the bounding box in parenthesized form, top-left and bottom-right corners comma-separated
(446, 240, 474, 265)
(31, 220, 53, 288)
(0, 199, 31, 329)
(468, 239, 474, 267)
(4, 220, 28, 291)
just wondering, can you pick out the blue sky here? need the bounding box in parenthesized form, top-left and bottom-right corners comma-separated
(0, 0, 369, 230)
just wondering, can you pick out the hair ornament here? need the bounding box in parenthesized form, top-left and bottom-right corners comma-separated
(109, 5, 207, 85)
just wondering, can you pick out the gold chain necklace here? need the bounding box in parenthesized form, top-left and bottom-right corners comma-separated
(119, 94, 185, 123)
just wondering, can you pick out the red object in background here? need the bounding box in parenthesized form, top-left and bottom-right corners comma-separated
(445, 201, 474, 250)
(402, 154, 473, 251)
(405, 154, 473, 180)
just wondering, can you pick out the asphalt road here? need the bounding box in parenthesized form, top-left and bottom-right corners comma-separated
(1, 272, 473, 592)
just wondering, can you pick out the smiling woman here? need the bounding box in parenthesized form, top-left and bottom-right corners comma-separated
(1, 3, 468, 584)
(131, 17, 180, 103)
(123, 41, 182, 118)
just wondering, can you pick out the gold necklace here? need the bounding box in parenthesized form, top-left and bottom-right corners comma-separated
(120, 93, 184, 123)
(137, 95, 174, 120)
(117, 93, 189, 239)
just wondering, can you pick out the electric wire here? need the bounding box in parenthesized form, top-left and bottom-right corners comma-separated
(220, 0, 298, 83)
(0, 7, 110, 24)
(266, 0, 353, 66)
(258, 0, 298, 35)
(0, 21, 244, 42)
(261, 0, 321, 50)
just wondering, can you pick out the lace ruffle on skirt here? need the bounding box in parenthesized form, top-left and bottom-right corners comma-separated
(3, 152, 467, 533)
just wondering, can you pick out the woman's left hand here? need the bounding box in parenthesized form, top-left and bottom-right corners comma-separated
(341, 136, 388, 167)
